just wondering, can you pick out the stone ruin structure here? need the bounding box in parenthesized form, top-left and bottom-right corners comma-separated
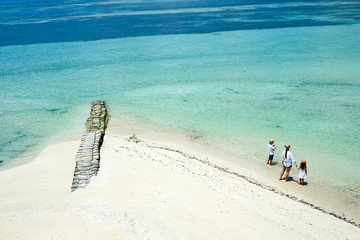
(71, 101, 109, 191)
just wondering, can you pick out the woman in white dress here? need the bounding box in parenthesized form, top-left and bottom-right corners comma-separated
(279, 144, 298, 182)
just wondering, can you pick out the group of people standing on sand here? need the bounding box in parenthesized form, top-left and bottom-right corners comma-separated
(267, 139, 308, 185)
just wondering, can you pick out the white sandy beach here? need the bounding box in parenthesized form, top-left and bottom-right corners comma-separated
(0, 121, 359, 240)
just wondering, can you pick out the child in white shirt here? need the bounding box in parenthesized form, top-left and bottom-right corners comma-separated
(267, 139, 277, 165)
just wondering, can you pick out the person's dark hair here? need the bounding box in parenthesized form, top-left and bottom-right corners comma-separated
(300, 162, 306, 170)
(284, 144, 290, 158)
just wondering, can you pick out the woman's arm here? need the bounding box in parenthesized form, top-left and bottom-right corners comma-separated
(290, 153, 297, 167)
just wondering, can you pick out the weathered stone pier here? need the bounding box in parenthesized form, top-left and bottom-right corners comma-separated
(71, 101, 109, 191)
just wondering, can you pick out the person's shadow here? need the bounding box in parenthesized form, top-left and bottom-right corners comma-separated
(283, 176, 295, 182)
(281, 176, 308, 186)
(294, 178, 308, 186)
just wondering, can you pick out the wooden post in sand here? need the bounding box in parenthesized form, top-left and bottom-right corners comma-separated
(71, 101, 109, 191)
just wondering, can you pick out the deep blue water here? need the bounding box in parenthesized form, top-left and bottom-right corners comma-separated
(1, 0, 360, 46)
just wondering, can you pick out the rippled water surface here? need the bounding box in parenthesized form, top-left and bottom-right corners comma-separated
(1, 0, 360, 195)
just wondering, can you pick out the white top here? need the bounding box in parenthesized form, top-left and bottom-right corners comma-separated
(268, 143, 275, 155)
(282, 150, 296, 167)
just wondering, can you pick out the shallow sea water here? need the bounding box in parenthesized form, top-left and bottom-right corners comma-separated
(0, 0, 360, 196)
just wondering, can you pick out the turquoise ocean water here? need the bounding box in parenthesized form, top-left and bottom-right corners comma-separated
(1, 0, 360, 196)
